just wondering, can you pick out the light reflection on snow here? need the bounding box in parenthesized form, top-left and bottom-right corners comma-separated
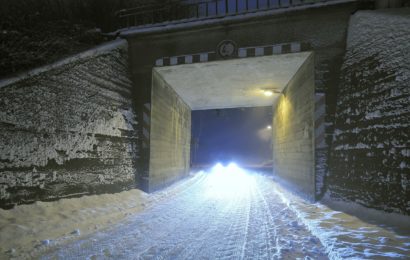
(266, 175, 410, 259)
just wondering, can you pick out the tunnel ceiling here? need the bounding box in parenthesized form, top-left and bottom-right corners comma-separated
(154, 52, 310, 110)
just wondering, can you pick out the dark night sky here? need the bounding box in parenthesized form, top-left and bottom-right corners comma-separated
(191, 106, 272, 167)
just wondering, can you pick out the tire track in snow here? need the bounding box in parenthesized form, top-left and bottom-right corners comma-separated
(168, 173, 252, 259)
(253, 178, 282, 259)
(255, 175, 329, 259)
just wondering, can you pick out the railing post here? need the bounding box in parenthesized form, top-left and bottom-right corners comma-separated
(151, 10, 154, 24)
(176, 3, 179, 19)
(116, 0, 332, 29)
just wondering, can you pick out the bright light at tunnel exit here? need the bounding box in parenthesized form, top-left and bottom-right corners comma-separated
(206, 163, 254, 199)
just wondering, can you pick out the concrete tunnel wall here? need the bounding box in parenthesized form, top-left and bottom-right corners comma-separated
(272, 53, 316, 199)
(149, 52, 317, 198)
(149, 70, 191, 192)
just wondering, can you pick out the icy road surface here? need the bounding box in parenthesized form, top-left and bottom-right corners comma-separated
(42, 164, 410, 259)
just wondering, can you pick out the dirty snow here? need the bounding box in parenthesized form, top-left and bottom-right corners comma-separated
(0, 165, 400, 259)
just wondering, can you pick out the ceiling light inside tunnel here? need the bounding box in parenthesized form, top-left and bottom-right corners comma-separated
(262, 88, 281, 97)
(263, 90, 273, 97)
(267, 125, 272, 130)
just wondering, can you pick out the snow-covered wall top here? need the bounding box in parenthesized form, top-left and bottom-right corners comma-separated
(329, 8, 410, 214)
(0, 40, 139, 209)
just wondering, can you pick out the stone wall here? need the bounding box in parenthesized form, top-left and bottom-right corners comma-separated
(0, 40, 138, 208)
(329, 8, 410, 214)
(272, 53, 316, 199)
(149, 70, 191, 192)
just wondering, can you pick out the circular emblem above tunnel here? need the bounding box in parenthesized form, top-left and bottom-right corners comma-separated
(217, 40, 237, 59)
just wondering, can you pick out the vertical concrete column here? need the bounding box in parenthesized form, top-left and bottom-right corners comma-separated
(149, 70, 191, 191)
(272, 53, 316, 199)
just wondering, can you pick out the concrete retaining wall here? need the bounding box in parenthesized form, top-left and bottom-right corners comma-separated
(0, 40, 138, 208)
(272, 53, 315, 199)
(149, 70, 191, 192)
(329, 8, 410, 214)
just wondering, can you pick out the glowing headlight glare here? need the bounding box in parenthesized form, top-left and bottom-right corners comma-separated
(211, 163, 224, 174)
(205, 163, 254, 199)
(227, 162, 245, 175)
(227, 162, 238, 169)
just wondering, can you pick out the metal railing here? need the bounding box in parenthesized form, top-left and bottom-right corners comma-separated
(115, 0, 334, 30)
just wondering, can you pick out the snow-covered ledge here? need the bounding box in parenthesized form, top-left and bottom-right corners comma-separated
(0, 39, 127, 89)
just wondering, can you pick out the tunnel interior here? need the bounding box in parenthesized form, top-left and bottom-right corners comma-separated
(190, 106, 273, 169)
(149, 52, 317, 199)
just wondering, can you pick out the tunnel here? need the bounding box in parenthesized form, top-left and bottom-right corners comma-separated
(1, 0, 409, 257)
(190, 106, 273, 170)
(146, 51, 321, 200)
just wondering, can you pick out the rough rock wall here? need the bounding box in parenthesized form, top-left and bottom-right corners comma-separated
(329, 8, 410, 214)
(0, 40, 138, 208)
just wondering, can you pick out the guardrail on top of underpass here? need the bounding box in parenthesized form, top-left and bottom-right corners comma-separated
(114, 0, 351, 30)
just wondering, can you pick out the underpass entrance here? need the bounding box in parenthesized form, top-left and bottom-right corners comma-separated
(147, 52, 318, 199)
(191, 106, 273, 170)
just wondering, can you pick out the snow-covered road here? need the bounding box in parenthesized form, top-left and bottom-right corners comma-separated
(41, 164, 410, 259)
(41, 165, 326, 259)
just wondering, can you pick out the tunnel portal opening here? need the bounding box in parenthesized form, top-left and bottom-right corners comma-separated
(147, 52, 317, 199)
(191, 106, 273, 171)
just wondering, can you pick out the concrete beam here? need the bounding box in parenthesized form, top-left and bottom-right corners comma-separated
(154, 52, 310, 110)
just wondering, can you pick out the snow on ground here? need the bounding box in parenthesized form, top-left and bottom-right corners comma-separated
(269, 176, 410, 259)
(0, 189, 147, 259)
(0, 174, 201, 259)
(2, 165, 410, 259)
